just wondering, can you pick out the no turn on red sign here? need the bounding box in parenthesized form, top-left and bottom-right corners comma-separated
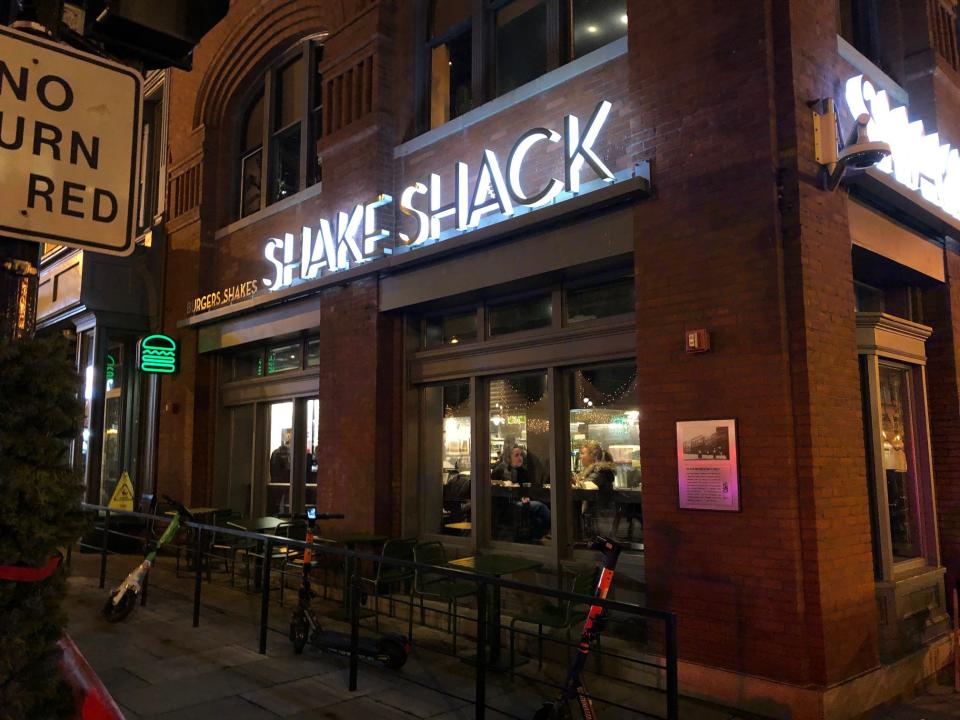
(0, 25, 142, 256)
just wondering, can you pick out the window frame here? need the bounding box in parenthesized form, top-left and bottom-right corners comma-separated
(856, 312, 940, 581)
(406, 270, 640, 572)
(416, 0, 623, 133)
(236, 39, 324, 220)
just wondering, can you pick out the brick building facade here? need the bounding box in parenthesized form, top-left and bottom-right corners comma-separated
(132, 1, 960, 716)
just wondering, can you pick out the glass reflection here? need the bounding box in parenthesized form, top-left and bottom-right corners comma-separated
(568, 364, 642, 550)
(267, 401, 294, 515)
(489, 373, 551, 543)
(879, 364, 922, 560)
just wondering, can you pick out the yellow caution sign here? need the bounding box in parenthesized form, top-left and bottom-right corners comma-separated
(108, 471, 135, 511)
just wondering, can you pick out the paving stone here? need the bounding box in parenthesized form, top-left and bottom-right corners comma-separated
(145, 695, 281, 720)
(241, 675, 354, 715)
(374, 684, 472, 718)
(118, 667, 270, 715)
(285, 695, 418, 719)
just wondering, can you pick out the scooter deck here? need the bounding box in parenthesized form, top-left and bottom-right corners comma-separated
(310, 630, 380, 654)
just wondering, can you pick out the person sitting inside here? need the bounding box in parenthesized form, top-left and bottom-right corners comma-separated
(491, 444, 548, 486)
(573, 440, 617, 537)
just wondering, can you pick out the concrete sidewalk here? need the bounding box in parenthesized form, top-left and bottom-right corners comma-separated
(64, 551, 958, 719)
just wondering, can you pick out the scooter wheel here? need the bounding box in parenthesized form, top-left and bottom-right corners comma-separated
(290, 617, 309, 654)
(377, 637, 408, 669)
(102, 589, 137, 623)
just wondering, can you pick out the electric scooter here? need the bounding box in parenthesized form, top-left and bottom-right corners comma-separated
(289, 507, 409, 669)
(102, 495, 193, 622)
(533, 536, 622, 720)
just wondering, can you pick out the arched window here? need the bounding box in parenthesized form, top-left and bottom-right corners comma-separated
(238, 38, 324, 219)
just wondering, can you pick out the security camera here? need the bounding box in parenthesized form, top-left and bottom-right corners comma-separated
(813, 99, 891, 191)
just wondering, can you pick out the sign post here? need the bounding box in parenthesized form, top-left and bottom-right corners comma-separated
(0, 23, 142, 340)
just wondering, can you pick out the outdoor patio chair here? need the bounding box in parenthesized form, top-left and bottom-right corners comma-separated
(509, 568, 598, 674)
(412, 541, 475, 654)
(359, 538, 416, 631)
(242, 520, 302, 599)
(204, 509, 244, 579)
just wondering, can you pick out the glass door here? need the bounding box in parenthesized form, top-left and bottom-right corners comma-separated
(304, 398, 319, 508)
(266, 400, 294, 515)
(99, 342, 127, 506)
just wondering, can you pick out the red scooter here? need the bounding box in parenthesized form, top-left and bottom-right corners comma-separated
(533, 537, 622, 720)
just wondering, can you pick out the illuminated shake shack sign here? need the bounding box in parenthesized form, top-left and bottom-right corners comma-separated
(845, 75, 960, 220)
(262, 100, 617, 293)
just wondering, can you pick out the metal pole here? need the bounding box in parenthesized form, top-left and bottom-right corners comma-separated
(665, 615, 679, 720)
(192, 527, 203, 628)
(98, 509, 110, 589)
(349, 557, 360, 692)
(258, 539, 273, 654)
(475, 579, 486, 720)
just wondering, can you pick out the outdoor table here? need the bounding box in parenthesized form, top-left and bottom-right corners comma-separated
(326, 532, 387, 621)
(234, 516, 284, 533)
(230, 516, 285, 588)
(444, 521, 472, 533)
(448, 553, 542, 667)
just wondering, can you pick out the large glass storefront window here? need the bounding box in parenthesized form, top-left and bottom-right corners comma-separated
(422, 382, 472, 535)
(489, 373, 551, 543)
(99, 343, 126, 505)
(78, 330, 95, 477)
(878, 363, 922, 560)
(567, 364, 641, 549)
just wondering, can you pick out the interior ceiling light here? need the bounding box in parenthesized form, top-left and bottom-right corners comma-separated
(586, 25, 598, 33)
(620, 14, 628, 24)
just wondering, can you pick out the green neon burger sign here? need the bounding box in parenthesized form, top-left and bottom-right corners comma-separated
(137, 334, 177, 375)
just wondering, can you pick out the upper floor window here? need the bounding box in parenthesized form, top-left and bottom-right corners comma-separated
(420, 0, 627, 132)
(426, 0, 473, 128)
(238, 40, 324, 219)
(138, 72, 167, 235)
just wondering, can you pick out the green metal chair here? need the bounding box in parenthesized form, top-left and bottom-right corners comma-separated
(205, 509, 238, 579)
(359, 538, 417, 631)
(242, 520, 302, 601)
(509, 568, 597, 673)
(411, 541, 475, 653)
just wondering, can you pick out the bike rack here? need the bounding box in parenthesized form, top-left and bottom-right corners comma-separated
(79, 502, 679, 720)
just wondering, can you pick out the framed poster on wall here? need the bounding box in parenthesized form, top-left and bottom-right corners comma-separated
(676, 418, 740, 511)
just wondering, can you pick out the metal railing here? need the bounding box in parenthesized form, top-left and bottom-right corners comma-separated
(78, 503, 678, 720)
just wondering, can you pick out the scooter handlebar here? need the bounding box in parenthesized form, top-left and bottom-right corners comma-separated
(572, 536, 623, 551)
(293, 512, 345, 521)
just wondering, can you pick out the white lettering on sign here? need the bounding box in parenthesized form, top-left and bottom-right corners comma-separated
(398, 100, 615, 245)
(263, 194, 393, 292)
(255, 100, 619, 298)
(0, 25, 141, 255)
(845, 75, 960, 220)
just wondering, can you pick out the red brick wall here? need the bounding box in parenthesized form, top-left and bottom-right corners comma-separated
(628, 0, 881, 687)
(924, 245, 960, 601)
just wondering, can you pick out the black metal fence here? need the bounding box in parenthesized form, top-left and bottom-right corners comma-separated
(77, 503, 678, 720)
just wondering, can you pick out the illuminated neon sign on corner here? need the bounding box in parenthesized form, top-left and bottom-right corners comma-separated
(263, 100, 617, 292)
(845, 75, 960, 220)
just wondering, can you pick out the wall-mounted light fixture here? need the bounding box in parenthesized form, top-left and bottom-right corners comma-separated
(813, 98, 891, 191)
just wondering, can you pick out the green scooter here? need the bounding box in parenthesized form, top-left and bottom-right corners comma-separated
(102, 496, 193, 622)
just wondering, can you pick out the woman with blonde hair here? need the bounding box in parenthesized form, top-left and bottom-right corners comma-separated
(574, 440, 617, 536)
